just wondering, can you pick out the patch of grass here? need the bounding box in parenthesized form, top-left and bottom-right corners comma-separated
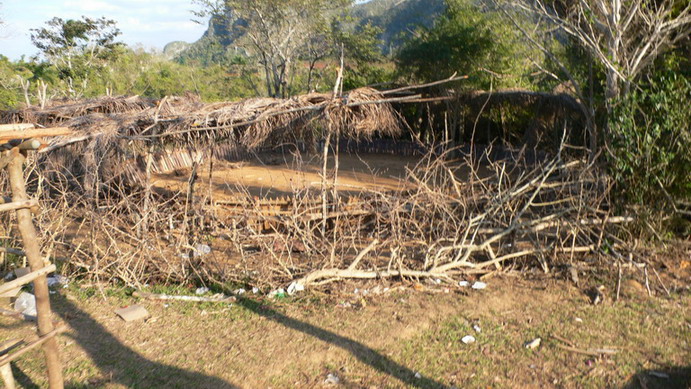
(394, 295, 689, 388)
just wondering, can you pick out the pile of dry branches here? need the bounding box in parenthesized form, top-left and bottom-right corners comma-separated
(0, 87, 632, 289)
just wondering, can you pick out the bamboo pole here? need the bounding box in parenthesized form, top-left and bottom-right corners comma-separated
(0, 199, 38, 213)
(7, 151, 64, 389)
(0, 124, 34, 131)
(0, 127, 72, 142)
(0, 325, 67, 366)
(0, 264, 56, 295)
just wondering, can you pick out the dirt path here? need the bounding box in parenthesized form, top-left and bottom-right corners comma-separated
(152, 153, 421, 199)
(2, 275, 689, 388)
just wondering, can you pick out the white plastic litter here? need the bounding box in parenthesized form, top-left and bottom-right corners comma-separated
(525, 338, 541, 349)
(324, 373, 340, 385)
(287, 282, 305, 295)
(471, 281, 487, 290)
(252, 287, 260, 294)
(414, 372, 422, 379)
(14, 292, 37, 316)
(233, 288, 246, 295)
(461, 335, 476, 344)
(473, 324, 482, 333)
(193, 244, 212, 257)
(269, 288, 286, 298)
(46, 275, 68, 287)
(195, 287, 210, 295)
(459, 281, 470, 287)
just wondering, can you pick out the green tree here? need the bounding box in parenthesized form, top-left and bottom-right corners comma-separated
(193, 0, 351, 97)
(396, 0, 532, 89)
(30, 16, 123, 97)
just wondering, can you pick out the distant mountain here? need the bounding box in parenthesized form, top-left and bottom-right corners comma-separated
(173, 0, 446, 63)
(162, 41, 191, 60)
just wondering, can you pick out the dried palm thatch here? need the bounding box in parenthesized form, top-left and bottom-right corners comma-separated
(0, 95, 155, 127)
(0, 88, 402, 190)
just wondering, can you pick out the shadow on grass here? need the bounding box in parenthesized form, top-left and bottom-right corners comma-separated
(235, 296, 447, 388)
(622, 366, 690, 389)
(39, 294, 240, 389)
(18, 292, 445, 388)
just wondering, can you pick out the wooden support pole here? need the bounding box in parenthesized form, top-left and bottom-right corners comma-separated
(0, 124, 34, 131)
(0, 264, 56, 295)
(0, 363, 15, 389)
(0, 127, 72, 142)
(7, 152, 64, 389)
(0, 325, 67, 366)
(0, 199, 38, 213)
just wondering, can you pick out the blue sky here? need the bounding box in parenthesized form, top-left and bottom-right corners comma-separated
(0, 0, 208, 60)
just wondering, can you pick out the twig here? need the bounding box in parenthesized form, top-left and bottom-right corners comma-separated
(651, 266, 671, 297)
(616, 262, 622, 302)
(347, 239, 379, 271)
(553, 343, 618, 357)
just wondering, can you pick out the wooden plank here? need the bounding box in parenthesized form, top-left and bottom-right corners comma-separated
(0, 264, 56, 296)
(0, 127, 72, 142)
(0, 199, 38, 213)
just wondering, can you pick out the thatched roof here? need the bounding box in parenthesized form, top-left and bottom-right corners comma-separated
(0, 88, 402, 191)
(1, 88, 400, 150)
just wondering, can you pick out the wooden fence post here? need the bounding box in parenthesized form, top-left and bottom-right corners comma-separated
(7, 150, 64, 389)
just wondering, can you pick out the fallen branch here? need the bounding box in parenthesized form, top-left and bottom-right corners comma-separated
(133, 291, 237, 303)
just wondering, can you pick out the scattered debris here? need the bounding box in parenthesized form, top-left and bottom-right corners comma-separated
(252, 287, 260, 294)
(525, 338, 541, 349)
(459, 281, 470, 287)
(471, 281, 487, 290)
(461, 335, 476, 344)
(567, 265, 580, 286)
(233, 288, 246, 295)
(13, 292, 36, 316)
(575, 317, 583, 323)
(269, 288, 286, 299)
(473, 324, 482, 333)
(195, 287, 210, 295)
(324, 373, 340, 385)
(114, 305, 150, 322)
(648, 371, 670, 379)
(46, 274, 68, 288)
(414, 372, 422, 379)
(287, 282, 304, 295)
(588, 285, 605, 305)
(193, 244, 212, 258)
(13, 267, 30, 279)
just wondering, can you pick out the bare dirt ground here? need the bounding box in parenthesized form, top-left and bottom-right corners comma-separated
(152, 153, 421, 199)
(2, 263, 689, 388)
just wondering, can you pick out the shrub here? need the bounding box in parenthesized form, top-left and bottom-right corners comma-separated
(609, 74, 691, 236)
